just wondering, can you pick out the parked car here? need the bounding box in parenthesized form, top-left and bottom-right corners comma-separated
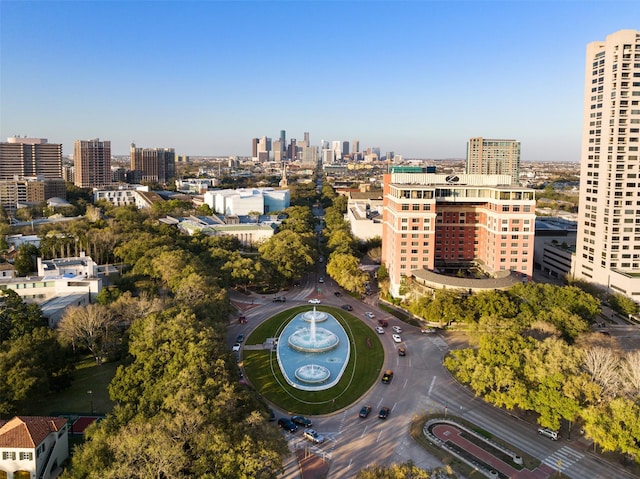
(308, 298, 321, 304)
(277, 418, 298, 432)
(398, 347, 406, 356)
(359, 405, 372, 418)
(378, 406, 390, 419)
(236, 334, 244, 343)
(291, 415, 312, 427)
(232, 343, 241, 352)
(537, 428, 559, 440)
(381, 370, 393, 383)
(392, 334, 402, 343)
(392, 325, 403, 333)
(365, 312, 375, 319)
(341, 304, 353, 311)
(303, 428, 324, 444)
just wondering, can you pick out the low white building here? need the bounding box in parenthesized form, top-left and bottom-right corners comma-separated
(203, 188, 290, 216)
(345, 192, 384, 241)
(173, 215, 279, 247)
(93, 185, 149, 207)
(0, 416, 69, 479)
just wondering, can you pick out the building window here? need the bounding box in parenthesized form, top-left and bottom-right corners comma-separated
(19, 452, 33, 461)
(401, 204, 409, 211)
(3, 451, 16, 460)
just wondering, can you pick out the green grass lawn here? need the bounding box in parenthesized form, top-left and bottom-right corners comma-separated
(243, 305, 384, 415)
(28, 356, 118, 417)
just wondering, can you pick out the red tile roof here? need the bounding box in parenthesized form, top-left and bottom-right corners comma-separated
(0, 416, 67, 448)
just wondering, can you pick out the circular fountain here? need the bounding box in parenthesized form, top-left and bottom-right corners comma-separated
(288, 307, 339, 353)
(277, 306, 350, 391)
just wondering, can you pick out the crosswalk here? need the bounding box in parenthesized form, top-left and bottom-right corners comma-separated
(542, 445, 584, 471)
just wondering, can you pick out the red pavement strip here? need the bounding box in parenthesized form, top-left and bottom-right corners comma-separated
(432, 424, 555, 479)
(70, 416, 99, 434)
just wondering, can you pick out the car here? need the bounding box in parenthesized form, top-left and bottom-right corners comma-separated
(293, 280, 301, 287)
(392, 325, 403, 333)
(365, 312, 375, 319)
(378, 406, 390, 419)
(359, 405, 372, 418)
(381, 370, 393, 383)
(537, 428, 559, 440)
(421, 327, 436, 334)
(392, 334, 402, 343)
(341, 304, 353, 311)
(291, 415, 312, 427)
(277, 418, 297, 432)
(272, 296, 286, 303)
(398, 347, 406, 356)
(377, 319, 388, 327)
(308, 298, 321, 304)
(334, 291, 341, 297)
(318, 277, 324, 283)
(236, 334, 244, 343)
(375, 326, 385, 334)
(238, 315, 247, 324)
(302, 428, 324, 444)
(232, 343, 241, 352)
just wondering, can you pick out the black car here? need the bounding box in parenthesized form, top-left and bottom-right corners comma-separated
(291, 415, 312, 427)
(334, 291, 341, 297)
(268, 409, 276, 421)
(341, 304, 353, 311)
(359, 405, 372, 418)
(277, 418, 297, 432)
(381, 370, 393, 384)
(236, 334, 244, 343)
(378, 407, 390, 419)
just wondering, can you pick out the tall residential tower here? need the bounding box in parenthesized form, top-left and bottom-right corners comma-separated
(466, 138, 521, 185)
(74, 139, 111, 188)
(574, 29, 640, 298)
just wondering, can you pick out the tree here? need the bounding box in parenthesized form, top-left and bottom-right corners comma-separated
(57, 304, 120, 365)
(258, 230, 314, 284)
(13, 243, 38, 276)
(326, 253, 368, 294)
(0, 289, 47, 344)
(582, 346, 621, 399)
(0, 327, 73, 415)
(356, 461, 455, 479)
(607, 292, 639, 317)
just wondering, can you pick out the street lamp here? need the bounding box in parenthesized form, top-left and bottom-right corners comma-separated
(87, 390, 94, 414)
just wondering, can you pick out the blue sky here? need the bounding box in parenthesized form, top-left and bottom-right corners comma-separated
(0, 1, 635, 160)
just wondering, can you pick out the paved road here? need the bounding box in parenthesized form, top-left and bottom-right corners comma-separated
(229, 279, 637, 479)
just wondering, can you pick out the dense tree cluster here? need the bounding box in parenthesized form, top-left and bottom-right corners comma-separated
(437, 282, 640, 460)
(0, 290, 72, 415)
(322, 187, 370, 295)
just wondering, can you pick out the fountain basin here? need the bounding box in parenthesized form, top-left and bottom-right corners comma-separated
(277, 309, 350, 391)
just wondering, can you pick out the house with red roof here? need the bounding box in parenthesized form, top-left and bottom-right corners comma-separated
(0, 416, 68, 479)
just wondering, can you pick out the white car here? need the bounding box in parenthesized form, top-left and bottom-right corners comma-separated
(232, 343, 241, 352)
(392, 334, 402, 343)
(365, 312, 375, 319)
(308, 298, 321, 304)
(392, 326, 403, 333)
(303, 428, 324, 444)
(375, 326, 385, 334)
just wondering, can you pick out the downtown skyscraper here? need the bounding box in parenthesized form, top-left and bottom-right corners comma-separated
(575, 29, 640, 298)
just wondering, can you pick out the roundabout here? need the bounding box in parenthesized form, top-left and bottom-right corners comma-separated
(241, 305, 384, 415)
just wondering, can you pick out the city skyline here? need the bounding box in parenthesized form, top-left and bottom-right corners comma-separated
(0, 1, 633, 160)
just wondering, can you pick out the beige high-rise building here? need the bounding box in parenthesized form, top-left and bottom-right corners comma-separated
(74, 139, 111, 188)
(574, 29, 640, 299)
(0, 137, 62, 179)
(466, 137, 520, 185)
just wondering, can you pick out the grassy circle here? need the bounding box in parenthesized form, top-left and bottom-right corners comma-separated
(243, 305, 384, 415)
